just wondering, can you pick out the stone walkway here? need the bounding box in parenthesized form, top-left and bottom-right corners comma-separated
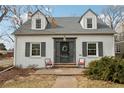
(52, 76, 77, 88)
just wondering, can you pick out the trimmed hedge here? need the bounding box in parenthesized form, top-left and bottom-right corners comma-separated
(86, 56, 124, 84)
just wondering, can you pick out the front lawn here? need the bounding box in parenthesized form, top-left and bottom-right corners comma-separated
(2, 75, 56, 88)
(76, 75, 124, 88)
(0, 67, 56, 88)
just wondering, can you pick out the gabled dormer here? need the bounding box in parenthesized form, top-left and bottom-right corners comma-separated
(31, 10, 48, 30)
(79, 9, 97, 29)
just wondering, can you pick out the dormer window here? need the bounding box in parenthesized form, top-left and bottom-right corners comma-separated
(87, 18, 92, 28)
(36, 19, 41, 29)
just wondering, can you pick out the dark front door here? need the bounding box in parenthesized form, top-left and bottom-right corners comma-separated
(54, 38, 76, 63)
(60, 42, 70, 63)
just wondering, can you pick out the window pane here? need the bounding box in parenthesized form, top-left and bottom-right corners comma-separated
(88, 44, 96, 49)
(32, 50, 40, 55)
(87, 19, 92, 24)
(87, 24, 92, 28)
(115, 44, 120, 53)
(87, 18, 92, 28)
(36, 19, 41, 28)
(88, 50, 96, 55)
(32, 44, 40, 56)
(88, 43, 96, 56)
(32, 44, 40, 49)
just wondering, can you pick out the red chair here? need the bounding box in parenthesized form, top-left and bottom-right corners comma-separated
(45, 58, 53, 68)
(78, 58, 85, 68)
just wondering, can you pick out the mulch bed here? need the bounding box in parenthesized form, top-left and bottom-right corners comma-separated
(0, 67, 36, 87)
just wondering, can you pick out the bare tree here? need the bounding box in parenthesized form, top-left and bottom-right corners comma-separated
(8, 5, 53, 30)
(101, 6, 124, 30)
(0, 5, 53, 46)
(0, 5, 8, 23)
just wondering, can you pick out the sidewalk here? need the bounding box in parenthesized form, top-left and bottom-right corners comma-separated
(52, 76, 77, 88)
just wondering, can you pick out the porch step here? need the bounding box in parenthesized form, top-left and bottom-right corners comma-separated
(54, 63, 78, 68)
(54, 63, 76, 65)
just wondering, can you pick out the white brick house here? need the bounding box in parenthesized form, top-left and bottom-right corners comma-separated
(13, 9, 115, 68)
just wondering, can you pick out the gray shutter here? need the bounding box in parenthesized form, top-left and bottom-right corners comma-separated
(98, 42, 103, 56)
(41, 42, 46, 57)
(55, 42, 60, 63)
(82, 42, 87, 57)
(69, 42, 74, 62)
(25, 42, 30, 57)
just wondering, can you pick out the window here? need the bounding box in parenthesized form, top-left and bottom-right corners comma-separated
(31, 43, 41, 56)
(115, 44, 120, 53)
(87, 18, 92, 28)
(87, 43, 97, 56)
(36, 19, 41, 28)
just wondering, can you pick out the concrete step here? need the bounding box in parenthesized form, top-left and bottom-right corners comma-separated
(53, 64, 78, 68)
(54, 63, 76, 65)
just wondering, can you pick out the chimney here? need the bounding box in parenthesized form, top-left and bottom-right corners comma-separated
(51, 18, 57, 28)
(28, 11, 32, 20)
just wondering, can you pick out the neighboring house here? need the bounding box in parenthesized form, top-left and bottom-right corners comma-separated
(13, 9, 115, 68)
(115, 22, 124, 57)
(0, 43, 7, 57)
(0, 49, 14, 58)
(6, 49, 14, 57)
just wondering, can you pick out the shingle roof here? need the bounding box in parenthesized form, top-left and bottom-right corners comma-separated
(13, 17, 115, 36)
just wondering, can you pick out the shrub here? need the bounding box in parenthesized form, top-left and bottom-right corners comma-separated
(86, 56, 124, 84)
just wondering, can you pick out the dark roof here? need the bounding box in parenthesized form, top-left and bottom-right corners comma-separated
(79, 9, 98, 23)
(13, 17, 115, 36)
(84, 9, 98, 16)
(31, 10, 45, 17)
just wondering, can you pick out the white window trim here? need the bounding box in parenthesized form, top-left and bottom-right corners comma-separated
(87, 42, 98, 57)
(30, 42, 41, 57)
(86, 18, 93, 29)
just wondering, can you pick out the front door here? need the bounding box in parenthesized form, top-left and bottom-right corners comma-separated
(54, 38, 76, 63)
(60, 42, 69, 63)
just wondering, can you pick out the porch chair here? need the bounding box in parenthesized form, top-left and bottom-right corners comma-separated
(44, 58, 53, 68)
(78, 58, 85, 68)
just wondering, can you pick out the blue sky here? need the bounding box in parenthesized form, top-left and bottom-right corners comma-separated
(52, 5, 107, 17)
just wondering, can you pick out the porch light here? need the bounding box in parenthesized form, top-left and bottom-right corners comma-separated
(63, 35, 66, 41)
